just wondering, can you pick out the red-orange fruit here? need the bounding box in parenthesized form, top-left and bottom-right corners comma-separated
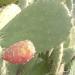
(2, 40, 36, 64)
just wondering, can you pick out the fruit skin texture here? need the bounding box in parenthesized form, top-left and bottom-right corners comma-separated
(2, 40, 36, 64)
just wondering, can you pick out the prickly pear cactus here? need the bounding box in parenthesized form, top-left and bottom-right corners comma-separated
(0, 0, 71, 51)
(0, 0, 75, 75)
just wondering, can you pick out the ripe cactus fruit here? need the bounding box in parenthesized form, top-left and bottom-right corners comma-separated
(2, 40, 36, 64)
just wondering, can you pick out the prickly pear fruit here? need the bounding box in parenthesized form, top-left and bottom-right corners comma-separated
(2, 40, 36, 64)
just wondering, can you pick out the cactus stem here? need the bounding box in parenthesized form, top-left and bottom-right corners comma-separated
(56, 42, 64, 75)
